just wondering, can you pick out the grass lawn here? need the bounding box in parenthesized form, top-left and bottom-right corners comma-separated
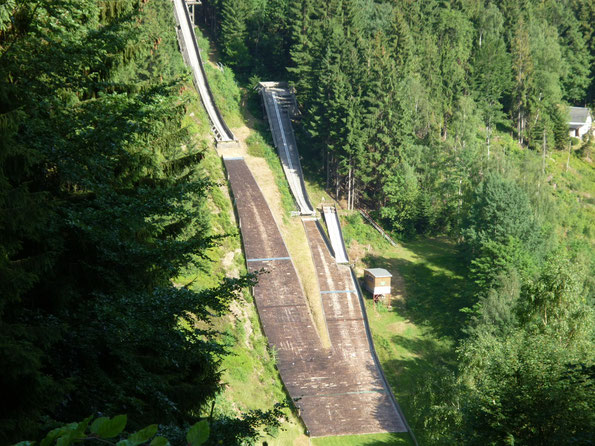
(546, 147, 594, 260)
(342, 212, 467, 440)
(312, 433, 413, 446)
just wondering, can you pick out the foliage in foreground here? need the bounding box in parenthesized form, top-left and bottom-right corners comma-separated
(14, 414, 208, 446)
(14, 407, 288, 446)
(0, 1, 282, 444)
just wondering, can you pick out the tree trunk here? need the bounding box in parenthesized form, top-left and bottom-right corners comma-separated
(334, 158, 339, 201)
(347, 162, 352, 211)
(325, 148, 330, 190)
(518, 109, 522, 144)
(442, 115, 448, 140)
(542, 128, 546, 175)
(486, 115, 491, 161)
(458, 178, 462, 216)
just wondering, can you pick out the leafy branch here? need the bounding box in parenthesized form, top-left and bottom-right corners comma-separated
(14, 415, 210, 446)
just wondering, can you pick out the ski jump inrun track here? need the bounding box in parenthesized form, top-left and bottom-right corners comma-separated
(172, 0, 414, 439)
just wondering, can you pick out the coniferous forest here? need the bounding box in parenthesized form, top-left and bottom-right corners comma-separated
(0, 2, 284, 445)
(2, 0, 594, 445)
(209, 1, 595, 441)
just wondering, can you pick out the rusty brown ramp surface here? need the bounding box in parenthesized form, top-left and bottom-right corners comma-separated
(224, 158, 323, 368)
(303, 219, 407, 436)
(223, 158, 405, 436)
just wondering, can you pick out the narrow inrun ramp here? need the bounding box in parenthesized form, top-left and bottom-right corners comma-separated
(259, 82, 315, 215)
(172, 0, 235, 142)
(224, 158, 406, 436)
(323, 206, 349, 264)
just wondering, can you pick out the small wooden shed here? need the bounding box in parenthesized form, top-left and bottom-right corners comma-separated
(363, 268, 392, 298)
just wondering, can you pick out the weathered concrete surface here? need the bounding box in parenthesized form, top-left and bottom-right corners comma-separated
(303, 219, 406, 436)
(224, 157, 406, 437)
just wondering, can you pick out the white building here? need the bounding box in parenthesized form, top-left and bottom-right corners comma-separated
(568, 106, 593, 139)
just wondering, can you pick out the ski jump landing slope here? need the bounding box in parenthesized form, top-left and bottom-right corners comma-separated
(323, 206, 349, 264)
(172, 0, 235, 143)
(303, 219, 407, 436)
(259, 82, 315, 215)
(224, 158, 406, 437)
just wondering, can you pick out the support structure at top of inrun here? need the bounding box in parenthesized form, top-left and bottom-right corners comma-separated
(172, 0, 235, 143)
(323, 206, 350, 264)
(259, 82, 315, 215)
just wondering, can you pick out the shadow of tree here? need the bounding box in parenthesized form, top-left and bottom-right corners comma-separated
(378, 338, 458, 445)
(291, 124, 327, 191)
(363, 251, 469, 339)
(357, 434, 413, 445)
(359, 239, 469, 444)
(385, 335, 455, 398)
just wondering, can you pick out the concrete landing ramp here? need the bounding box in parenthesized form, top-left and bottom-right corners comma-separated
(259, 82, 315, 215)
(323, 206, 349, 264)
(224, 157, 323, 361)
(224, 157, 406, 437)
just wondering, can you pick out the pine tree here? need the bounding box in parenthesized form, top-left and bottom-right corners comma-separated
(559, 19, 592, 103)
(526, 17, 563, 154)
(287, 0, 324, 108)
(471, 3, 511, 160)
(434, 8, 474, 140)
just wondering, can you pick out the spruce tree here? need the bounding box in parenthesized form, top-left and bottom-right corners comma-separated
(220, 0, 252, 70)
(0, 1, 252, 442)
(471, 3, 511, 160)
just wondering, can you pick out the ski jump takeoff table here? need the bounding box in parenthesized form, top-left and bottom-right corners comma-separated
(224, 157, 406, 437)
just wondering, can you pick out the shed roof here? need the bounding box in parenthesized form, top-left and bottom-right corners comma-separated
(568, 107, 591, 125)
(365, 268, 392, 278)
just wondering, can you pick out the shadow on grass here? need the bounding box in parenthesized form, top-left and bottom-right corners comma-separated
(242, 90, 265, 126)
(364, 246, 469, 339)
(312, 432, 413, 446)
(371, 333, 458, 445)
(241, 90, 279, 148)
(386, 335, 454, 400)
